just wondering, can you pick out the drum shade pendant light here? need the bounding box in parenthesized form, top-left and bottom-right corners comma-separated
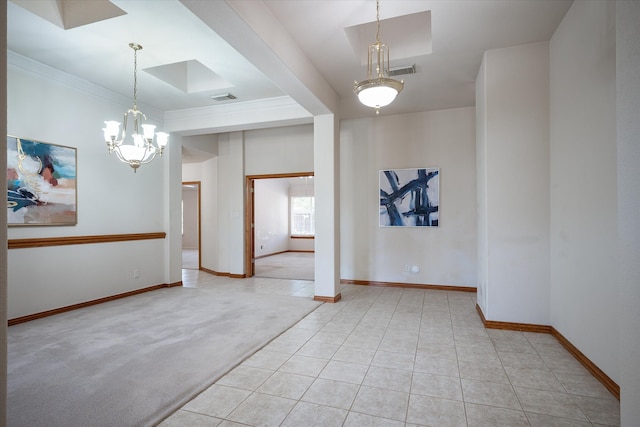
(354, 0, 404, 115)
(102, 43, 169, 172)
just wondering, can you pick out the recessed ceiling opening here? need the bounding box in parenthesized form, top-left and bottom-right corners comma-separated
(345, 10, 432, 65)
(11, 0, 126, 30)
(144, 59, 233, 94)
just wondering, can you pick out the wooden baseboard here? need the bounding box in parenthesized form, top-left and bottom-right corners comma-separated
(314, 293, 342, 303)
(475, 304, 619, 399)
(551, 327, 620, 399)
(199, 267, 246, 279)
(254, 250, 315, 260)
(8, 283, 177, 326)
(475, 304, 551, 333)
(201, 268, 227, 276)
(341, 279, 476, 293)
(254, 250, 288, 260)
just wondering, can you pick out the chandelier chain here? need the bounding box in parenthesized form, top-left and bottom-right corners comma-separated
(132, 45, 139, 110)
(375, 0, 381, 43)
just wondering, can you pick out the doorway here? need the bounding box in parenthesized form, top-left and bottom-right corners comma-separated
(182, 181, 201, 270)
(245, 173, 315, 279)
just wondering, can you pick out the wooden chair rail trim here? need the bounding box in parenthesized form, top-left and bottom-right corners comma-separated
(342, 279, 476, 293)
(8, 281, 182, 326)
(475, 304, 620, 400)
(8, 232, 166, 249)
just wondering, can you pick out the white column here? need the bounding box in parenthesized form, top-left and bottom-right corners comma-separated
(1, 2, 7, 421)
(476, 43, 551, 325)
(165, 133, 183, 286)
(617, 1, 640, 423)
(228, 132, 245, 276)
(313, 114, 341, 301)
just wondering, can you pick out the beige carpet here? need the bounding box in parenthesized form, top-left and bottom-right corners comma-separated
(8, 285, 321, 427)
(254, 252, 314, 281)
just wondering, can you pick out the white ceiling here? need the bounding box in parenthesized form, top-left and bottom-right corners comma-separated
(7, 0, 573, 161)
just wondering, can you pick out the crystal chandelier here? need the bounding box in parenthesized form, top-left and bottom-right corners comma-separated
(102, 43, 168, 172)
(354, 0, 404, 115)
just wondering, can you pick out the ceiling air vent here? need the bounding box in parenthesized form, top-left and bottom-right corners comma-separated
(210, 93, 237, 101)
(388, 65, 416, 77)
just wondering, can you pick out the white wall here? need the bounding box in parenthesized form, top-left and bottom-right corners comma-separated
(254, 179, 289, 257)
(549, 0, 618, 383)
(476, 42, 551, 325)
(7, 55, 170, 319)
(182, 186, 198, 249)
(245, 124, 314, 175)
(340, 108, 477, 288)
(616, 1, 640, 422)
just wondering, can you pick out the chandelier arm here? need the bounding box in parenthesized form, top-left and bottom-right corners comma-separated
(133, 110, 140, 138)
(139, 149, 158, 165)
(384, 43, 390, 78)
(121, 111, 128, 142)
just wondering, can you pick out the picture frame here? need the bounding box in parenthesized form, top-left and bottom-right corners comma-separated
(379, 167, 439, 227)
(7, 135, 77, 226)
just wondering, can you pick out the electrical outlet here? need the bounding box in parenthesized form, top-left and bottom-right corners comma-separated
(133, 269, 140, 279)
(404, 265, 410, 272)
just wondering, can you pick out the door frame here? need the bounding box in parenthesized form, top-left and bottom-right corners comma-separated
(182, 181, 202, 270)
(244, 172, 314, 277)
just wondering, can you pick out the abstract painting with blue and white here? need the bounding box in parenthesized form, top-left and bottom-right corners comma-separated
(379, 167, 439, 227)
(7, 136, 77, 225)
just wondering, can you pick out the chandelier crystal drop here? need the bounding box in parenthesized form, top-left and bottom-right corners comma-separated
(354, 0, 404, 115)
(102, 43, 168, 172)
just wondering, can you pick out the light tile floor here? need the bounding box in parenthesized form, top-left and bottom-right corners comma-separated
(160, 270, 619, 426)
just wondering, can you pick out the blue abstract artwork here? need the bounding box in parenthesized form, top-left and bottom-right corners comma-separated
(379, 167, 439, 227)
(7, 136, 77, 225)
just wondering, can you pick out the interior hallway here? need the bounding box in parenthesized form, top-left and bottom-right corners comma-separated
(182, 249, 199, 270)
(160, 271, 619, 426)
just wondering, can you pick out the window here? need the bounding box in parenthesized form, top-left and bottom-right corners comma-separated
(291, 196, 315, 236)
